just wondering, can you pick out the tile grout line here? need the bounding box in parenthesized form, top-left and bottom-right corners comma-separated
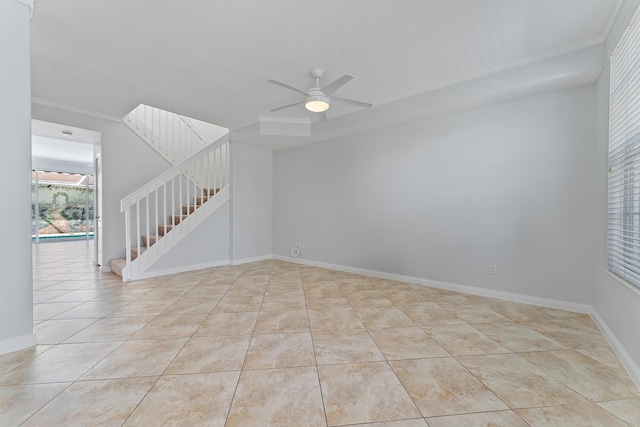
(307, 274, 335, 427)
(221, 267, 272, 427)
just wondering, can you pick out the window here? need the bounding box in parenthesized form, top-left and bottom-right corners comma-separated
(608, 10, 640, 288)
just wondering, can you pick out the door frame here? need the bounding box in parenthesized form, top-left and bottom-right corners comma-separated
(94, 150, 103, 267)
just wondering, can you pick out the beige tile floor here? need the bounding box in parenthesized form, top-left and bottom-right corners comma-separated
(0, 240, 639, 425)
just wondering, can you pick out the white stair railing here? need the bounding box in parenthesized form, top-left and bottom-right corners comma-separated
(124, 104, 209, 165)
(120, 133, 230, 281)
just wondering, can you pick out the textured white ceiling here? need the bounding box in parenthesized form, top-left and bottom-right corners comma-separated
(30, 0, 621, 149)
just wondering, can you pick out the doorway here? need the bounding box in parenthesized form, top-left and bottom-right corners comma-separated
(31, 120, 103, 266)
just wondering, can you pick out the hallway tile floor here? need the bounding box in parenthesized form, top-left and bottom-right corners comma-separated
(0, 240, 639, 425)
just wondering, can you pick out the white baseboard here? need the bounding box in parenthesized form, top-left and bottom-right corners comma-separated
(0, 333, 36, 356)
(230, 254, 273, 266)
(590, 308, 640, 389)
(130, 259, 230, 281)
(125, 254, 274, 281)
(273, 255, 591, 314)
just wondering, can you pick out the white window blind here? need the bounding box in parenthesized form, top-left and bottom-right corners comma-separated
(609, 8, 640, 288)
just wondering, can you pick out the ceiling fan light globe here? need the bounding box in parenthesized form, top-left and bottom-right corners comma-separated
(305, 95, 330, 112)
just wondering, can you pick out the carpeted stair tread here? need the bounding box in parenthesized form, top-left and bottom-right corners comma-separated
(130, 245, 147, 260)
(141, 235, 158, 247)
(158, 224, 173, 235)
(172, 214, 189, 225)
(194, 197, 212, 205)
(182, 205, 197, 214)
(109, 258, 126, 277)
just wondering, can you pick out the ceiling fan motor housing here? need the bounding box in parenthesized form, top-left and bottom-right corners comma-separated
(304, 88, 330, 112)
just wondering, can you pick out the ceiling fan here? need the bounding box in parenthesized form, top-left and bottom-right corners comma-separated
(268, 69, 372, 122)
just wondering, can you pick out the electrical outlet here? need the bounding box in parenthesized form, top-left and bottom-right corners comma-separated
(489, 264, 497, 275)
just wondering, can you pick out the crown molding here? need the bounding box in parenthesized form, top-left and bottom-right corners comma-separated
(13, 0, 34, 17)
(32, 97, 123, 123)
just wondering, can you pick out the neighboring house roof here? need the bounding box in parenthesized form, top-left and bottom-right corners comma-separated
(32, 170, 94, 186)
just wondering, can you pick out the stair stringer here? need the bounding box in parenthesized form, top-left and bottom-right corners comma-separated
(122, 185, 229, 281)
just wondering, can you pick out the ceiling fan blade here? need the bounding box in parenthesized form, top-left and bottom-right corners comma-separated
(332, 96, 373, 109)
(267, 79, 308, 95)
(321, 74, 353, 95)
(269, 102, 303, 112)
(319, 111, 328, 122)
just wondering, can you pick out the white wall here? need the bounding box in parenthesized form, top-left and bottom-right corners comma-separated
(592, 61, 640, 382)
(231, 142, 273, 263)
(274, 85, 597, 304)
(31, 104, 171, 266)
(0, 0, 35, 354)
(148, 203, 230, 274)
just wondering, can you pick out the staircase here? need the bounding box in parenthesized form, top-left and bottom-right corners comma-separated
(109, 105, 230, 281)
